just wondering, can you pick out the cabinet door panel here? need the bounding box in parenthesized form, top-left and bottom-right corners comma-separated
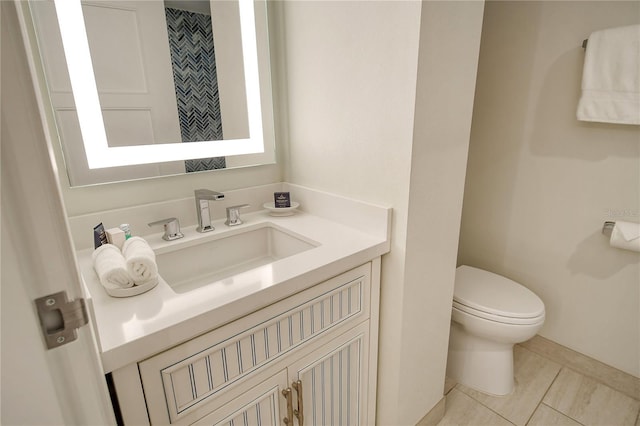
(192, 370, 287, 426)
(290, 323, 369, 426)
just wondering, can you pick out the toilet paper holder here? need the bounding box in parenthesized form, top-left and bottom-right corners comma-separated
(602, 221, 616, 237)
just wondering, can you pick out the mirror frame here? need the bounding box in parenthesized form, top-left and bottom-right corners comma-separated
(54, 0, 265, 169)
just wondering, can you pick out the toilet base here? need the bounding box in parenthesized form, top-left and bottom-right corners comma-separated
(446, 321, 515, 396)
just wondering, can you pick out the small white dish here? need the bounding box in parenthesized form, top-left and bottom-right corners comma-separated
(263, 201, 300, 216)
(104, 277, 158, 298)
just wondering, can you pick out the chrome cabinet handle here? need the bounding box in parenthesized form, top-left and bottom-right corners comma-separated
(292, 380, 304, 425)
(282, 387, 294, 425)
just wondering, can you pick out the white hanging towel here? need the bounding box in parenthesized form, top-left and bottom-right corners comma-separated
(577, 24, 640, 125)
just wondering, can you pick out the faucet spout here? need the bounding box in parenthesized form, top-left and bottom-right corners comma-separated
(195, 189, 225, 201)
(195, 189, 225, 233)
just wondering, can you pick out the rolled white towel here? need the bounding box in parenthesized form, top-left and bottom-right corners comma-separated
(92, 244, 134, 289)
(122, 236, 158, 283)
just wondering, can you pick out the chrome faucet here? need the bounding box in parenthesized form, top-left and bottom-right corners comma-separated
(195, 189, 224, 232)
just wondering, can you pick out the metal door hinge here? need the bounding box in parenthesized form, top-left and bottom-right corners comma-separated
(35, 291, 88, 349)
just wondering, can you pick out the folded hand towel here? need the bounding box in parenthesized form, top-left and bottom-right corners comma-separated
(92, 244, 134, 289)
(122, 236, 158, 283)
(577, 24, 640, 125)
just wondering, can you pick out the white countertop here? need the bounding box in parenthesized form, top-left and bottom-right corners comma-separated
(79, 209, 389, 373)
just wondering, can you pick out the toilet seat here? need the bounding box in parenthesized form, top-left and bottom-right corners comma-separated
(454, 266, 545, 325)
(452, 301, 545, 325)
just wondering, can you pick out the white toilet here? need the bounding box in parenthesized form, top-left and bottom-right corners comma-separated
(446, 265, 545, 396)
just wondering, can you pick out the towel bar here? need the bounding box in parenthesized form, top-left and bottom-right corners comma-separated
(602, 221, 615, 237)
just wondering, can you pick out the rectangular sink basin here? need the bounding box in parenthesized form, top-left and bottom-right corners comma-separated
(156, 224, 317, 293)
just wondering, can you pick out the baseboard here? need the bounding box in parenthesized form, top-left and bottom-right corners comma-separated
(519, 335, 639, 401)
(415, 397, 446, 426)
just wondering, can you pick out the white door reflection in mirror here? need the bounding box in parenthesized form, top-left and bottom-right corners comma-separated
(34, 0, 188, 183)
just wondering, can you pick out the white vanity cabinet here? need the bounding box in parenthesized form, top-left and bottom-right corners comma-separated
(111, 260, 380, 425)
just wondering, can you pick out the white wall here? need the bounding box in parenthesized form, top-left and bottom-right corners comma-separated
(459, 1, 640, 377)
(281, 2, 418, 422)
(281, 1, 484, 423)
(399, 1, 484, 422)
(282, 2, 418, 418)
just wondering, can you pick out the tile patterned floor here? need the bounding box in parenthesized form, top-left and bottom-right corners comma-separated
(436, 345, 640, 426)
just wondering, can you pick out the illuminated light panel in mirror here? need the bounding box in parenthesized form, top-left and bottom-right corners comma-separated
(53, 0, 264, 169)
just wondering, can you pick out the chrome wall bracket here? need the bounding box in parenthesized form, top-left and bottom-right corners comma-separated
(35, 291, 88, 349)
(602, 221, 616, 237)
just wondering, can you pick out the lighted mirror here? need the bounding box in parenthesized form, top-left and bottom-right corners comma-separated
(25, 0, 275, 186)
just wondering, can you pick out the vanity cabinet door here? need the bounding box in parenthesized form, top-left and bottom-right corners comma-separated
(140, 264, 371, 425)
(190, 323, 368, 426)
(288, 322, 370, 426)
(191, 370, 288, 426)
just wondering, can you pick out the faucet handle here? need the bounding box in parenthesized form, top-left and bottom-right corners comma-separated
(225, 204, 250, 226)
(148, 217, 184, 241)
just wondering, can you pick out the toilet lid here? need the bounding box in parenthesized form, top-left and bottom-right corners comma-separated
(454, 265, 545, 319)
